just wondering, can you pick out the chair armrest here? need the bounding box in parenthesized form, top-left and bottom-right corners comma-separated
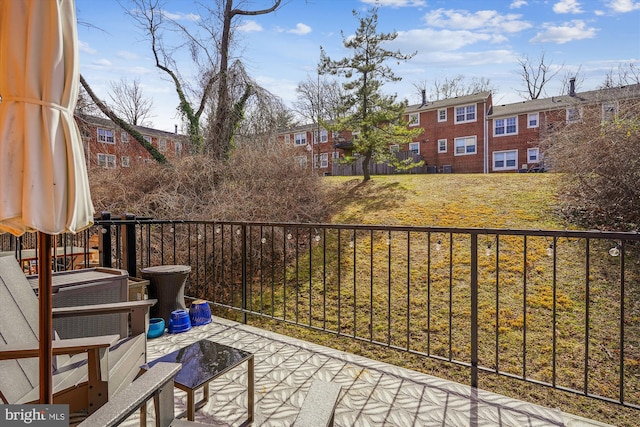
(52, 299, 157, 317)
(78, 362, 182, 427)
(0, 335, 119, 360)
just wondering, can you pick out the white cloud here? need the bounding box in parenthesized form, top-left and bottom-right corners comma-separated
(116, 51, 139, 61)
(553, 0, 584, 14)
(395, 28, 495, 52)
(510, 0, 528, 8)
(424, 8, 532, 34)
(607, 0, 640, 12)
(93, 58, 112, 67)
(161, 10, 200, 21)
(361, 0, 426, 6)
(288, 23, 312, 35)
(238, 20, 263, 32)
(530, 20, 597, 43)
(78, 41, 96, 54)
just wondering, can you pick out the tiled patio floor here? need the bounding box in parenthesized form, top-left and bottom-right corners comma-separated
(122, 316, 613, 427)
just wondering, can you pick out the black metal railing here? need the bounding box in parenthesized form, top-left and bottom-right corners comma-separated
(2, 215, 639, 410)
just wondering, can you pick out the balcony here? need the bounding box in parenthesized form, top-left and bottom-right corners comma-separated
(2, 216, 638, 426)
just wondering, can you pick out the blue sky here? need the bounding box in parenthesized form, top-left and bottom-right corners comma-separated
(76, 0, 640, 132)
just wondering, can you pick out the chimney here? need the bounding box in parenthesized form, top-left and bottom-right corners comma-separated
(420, 89, 427, 106)
(569, 77, 576, 97)
(174, 124, 178, 134)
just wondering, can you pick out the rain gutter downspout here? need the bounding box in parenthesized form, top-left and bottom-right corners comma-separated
(483, 97, 489, 174)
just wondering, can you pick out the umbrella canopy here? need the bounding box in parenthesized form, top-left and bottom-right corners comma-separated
(0, 0, 94, 404)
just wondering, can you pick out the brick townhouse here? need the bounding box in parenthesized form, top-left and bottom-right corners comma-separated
(75, 114, 188, 169)
(279, 81, 640, 174)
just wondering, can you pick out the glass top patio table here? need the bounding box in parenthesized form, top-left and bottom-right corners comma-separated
(142, 339, 254, 422)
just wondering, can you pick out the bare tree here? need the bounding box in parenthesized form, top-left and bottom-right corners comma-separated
(517, 52, 562, 99)
(127, 0, 281, 157)
(293, 74, 346, 125)
(599, 62, 640, 89)
(108, 77, 154, 126)
(412, 75, 496, 102)
(80, 75, 168, 164)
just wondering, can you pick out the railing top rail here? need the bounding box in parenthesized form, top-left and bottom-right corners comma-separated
(92, 218, 640, 240)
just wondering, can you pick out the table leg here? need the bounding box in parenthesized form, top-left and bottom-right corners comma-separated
(248, 355, 254, 423)
(187, 389, 195, 421)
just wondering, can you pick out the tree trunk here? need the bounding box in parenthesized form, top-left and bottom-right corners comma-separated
(362, 151, 372, 181)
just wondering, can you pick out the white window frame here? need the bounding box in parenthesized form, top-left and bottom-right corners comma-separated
(566, 107, 581, 123)
(389, 144, 400, 153)
(455, 104, 476, 124)
(493, 150, 518, 171)
(494, 117, 518, 136)
(158, 138, 167, 152)
(143, 135, 152, 143)
(294, 132, 307, 146)
(320, 153, 329, 168)
(97, 128, 114, 144)
(121, 156, 130, 168)
(527, 112, 539, 128)
(332, 151, 339, 159)
(295, 156, 307, 167)
(408, 112, 419, 127)
(284, 134, 291, 144)
(409, 142, 420, 155)
(454, 136, 477, 156)
(438, 139, 447, 153)
(121, 132, 129, 143)
(318, 129, 328, 143)
(97, 153, 116, 168)
(527, 147, 540, 163)
(438, 108, 447, 122)
(175, 141, 183, 156)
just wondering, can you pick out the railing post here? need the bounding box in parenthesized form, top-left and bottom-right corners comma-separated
(99, 211, 112, 268)
(241, 223, 248, 324)
(122, 213, 137, 277)
(470, 233, 479, 388)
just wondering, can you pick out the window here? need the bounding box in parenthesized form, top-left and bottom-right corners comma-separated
(438, 108, 447, 122)
(295, 156, 307, 167)
(566, 108, 581, 123)
(602, 102, 617, 121)
(438, 139, 447, 153)
(121, 132, 129, 143)
(409, 142, 420, 154)
(320, 153, 329, 168)
(408, 113, 419, 127)
(158, 138, 167, 152)
(527, 113, 539, 128)
(389, 144, 399, 153)
(284, 134, 291, 144)
(314, 129, 328, 144)
(97, 153, 116, 168)
(493, 150, 518, 171)
(294, 132, 307, 146)
(97, 128, 114, 144)
(494, 117, 517, 136)
(175, 141, 183, 156)
(143, 135, 152, 143)
(455, 104, 476, 124)
(121, 156, 130, 168)
(527, 148, 539, 163)
(454, 136, 477, 155)
(332, 151, 339, 159)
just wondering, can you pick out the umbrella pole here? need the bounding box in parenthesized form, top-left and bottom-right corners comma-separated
(38, 232, 53, 404)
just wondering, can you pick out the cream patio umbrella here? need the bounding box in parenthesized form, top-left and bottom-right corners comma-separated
(0, 0, 94, 403)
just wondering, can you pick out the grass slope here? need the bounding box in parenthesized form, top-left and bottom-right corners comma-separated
(251, 174, 638, 427)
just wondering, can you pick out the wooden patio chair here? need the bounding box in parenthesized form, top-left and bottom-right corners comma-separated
(0, 256, 156, 418)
